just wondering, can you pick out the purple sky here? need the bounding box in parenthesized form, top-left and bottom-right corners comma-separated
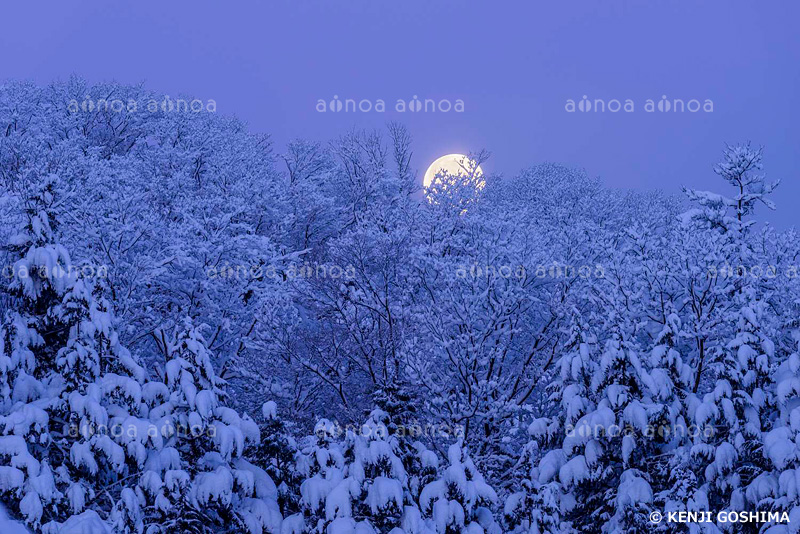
(2, 0, 798, 227)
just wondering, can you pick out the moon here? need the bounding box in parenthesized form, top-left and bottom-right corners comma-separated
(423, 154, 483, 188)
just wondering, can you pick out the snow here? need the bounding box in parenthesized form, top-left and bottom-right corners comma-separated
(558, 456, 589, 487)
(326, 517, 356, 534)
(19, 491, 43, 526)
(194, 466, 234, 506)
(301, 474, 337, 511)
(366, 476, 403, 513)
(238, 497, 283, 534)
(44, 510, 111, 534)
(763, 428, 795, 470)
(235, 458, 279, 500)
(537, 450, 565, 483)
(325, 478, 356, 520)
(65, 484, 86, 514)
(282, 513, 305, 534)
(615, 470, 653, 508)
(432, 498, 465, 534)
(0, 503, 30, 534)
(0, 467, 25, 493)
(562, 407, 615, 453)
(263, 401, 278, 420)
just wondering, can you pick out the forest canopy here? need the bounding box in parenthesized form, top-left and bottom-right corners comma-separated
(1, 79, 798, 534)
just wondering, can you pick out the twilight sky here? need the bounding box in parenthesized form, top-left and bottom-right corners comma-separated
(2, 0, 798, 227)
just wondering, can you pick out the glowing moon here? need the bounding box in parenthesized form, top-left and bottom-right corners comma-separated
(423, 154, 483, 188)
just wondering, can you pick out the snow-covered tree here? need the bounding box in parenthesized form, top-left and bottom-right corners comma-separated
(570, 325, 657, 532)
(1, 177, 148, 532)
(249, 401, 303, 517)
(292, 418, 351, 534)
(681, 143, 778, 235)
(504, 315, 597, 534)
(0, 175, 74, 529)
(680, 143, 782, 532)
(691, 291, 775, 530)
(347, 409, 408, 532)
(292, 409, 410, 534)
(520, 280, 669, 532)
(643, 306, 706, 533)
(418, 440, 499, 534)
(754, 334, 800, 532)
(140, 318, 280, 534)
(372, 386, 437, 506)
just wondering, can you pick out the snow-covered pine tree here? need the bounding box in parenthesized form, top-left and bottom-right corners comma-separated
(579, 318, 659, 532)
(141, 318, 279, 534)
(679, 143, 777, 397)
(681, 143, 778, 236)
(372, 385, 437, 507)
(503, 420, 574, 534)
(293, 408, 416, 534)
(645, 305, 695, 450)
(684, 143, 780, 532)
(504, 314, 598, 534)
(292, 418, 350, 534)
(0, 175, 72, 530)
(347, 408, 408, 533)
(52, 275, 151, 534)
(1, 174, 72, 388)
(1, 175, 150, 533)
(692, 290, 775, 530)
(373, 386, 418, 452)
(752, 333, 800, 532)
(249, 400, 303, 517)
(644, 305, 704, 533)
(418, 440, 498, 534)
(535, 290, 662, 533)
